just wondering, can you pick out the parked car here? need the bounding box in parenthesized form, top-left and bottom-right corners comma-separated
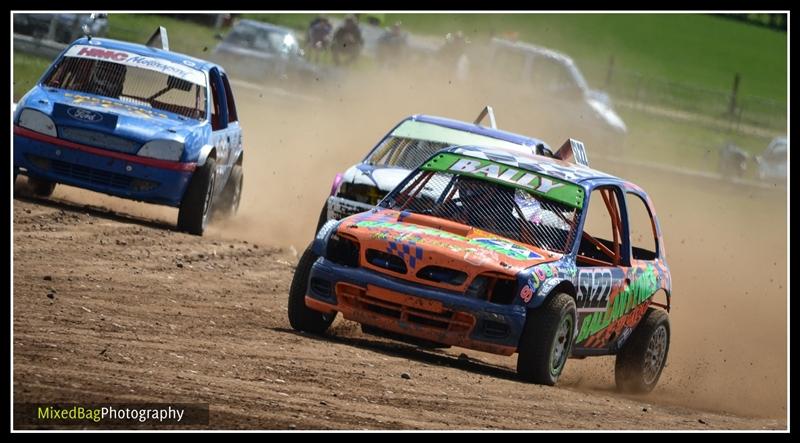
(13, 13, 108, 44)
(474, 38, 627, 151)
(290, 140, 672, 391)
(717, 136, 787, 182)
(13, 28, 244, 235)
(212, 19, 324, 84)
(755, 136, 787, 181)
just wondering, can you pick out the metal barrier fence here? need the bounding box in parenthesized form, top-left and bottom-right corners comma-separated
(587, 59, 787, 135)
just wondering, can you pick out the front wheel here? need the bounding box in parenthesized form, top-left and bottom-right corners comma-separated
(28, 176, 56, 197)
(177, 157, 217, 236)
(516, 293, 576, 385)
(288, 245, 335, 334)
(615, 308, 670, 393)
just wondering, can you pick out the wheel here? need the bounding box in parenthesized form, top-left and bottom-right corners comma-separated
(315, 201, 329, 233)
(177, 157, 217, 236)
(212, 164, 243, 221)
(288, 244, 335, 334)
(516, 293, 576, 385)
(615, 308, 670, 394)
(27, 176, 56, 197)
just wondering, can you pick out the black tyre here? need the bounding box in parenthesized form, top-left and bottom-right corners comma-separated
(288, 245, 335, 334)
(315, 202, 329, 233)
(28, 176, 56, 197)
(177, 157, 217, 236)
(212, 164, 243, 221)
(615, 308, 670, 394)
(517, 293, 577, 385)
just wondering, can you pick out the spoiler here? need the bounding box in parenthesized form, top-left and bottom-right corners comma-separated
(146, 26, 170, 51)
(473, 105, 497, 129)
(555, 138, 589, 167)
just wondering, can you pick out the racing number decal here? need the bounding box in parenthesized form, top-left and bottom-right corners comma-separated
(576, 269, 614, 312)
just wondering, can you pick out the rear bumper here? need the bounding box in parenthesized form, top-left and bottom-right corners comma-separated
(306, 257, 526, 355)
(14, 126, 195, 207)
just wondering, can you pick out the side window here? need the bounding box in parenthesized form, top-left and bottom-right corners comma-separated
(221, 73, 238, 123)
(578, 186, 624, 267)
(626, 193, 658, 261)
(209, 70, 226, 130)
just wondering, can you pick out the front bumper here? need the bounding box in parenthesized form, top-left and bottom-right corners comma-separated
(306, 257, 526, 355)
(14, 126, 195, 207)
(326, 195, 375, 221)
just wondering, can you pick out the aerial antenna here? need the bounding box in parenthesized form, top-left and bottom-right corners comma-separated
(146, 26, 170, 51)
(82, 13, 107, 41)
(474, 105, 497, 129)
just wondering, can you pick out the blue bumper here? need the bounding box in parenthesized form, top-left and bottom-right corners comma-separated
(14, 132, 193, 207)
(307, 257, 527, 353)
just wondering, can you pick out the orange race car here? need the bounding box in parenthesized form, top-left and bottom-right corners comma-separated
(289, 142, 672, 391)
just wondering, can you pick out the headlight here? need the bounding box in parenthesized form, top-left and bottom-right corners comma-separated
(138, 140, 184, 161)
(18, 109, 57, 137)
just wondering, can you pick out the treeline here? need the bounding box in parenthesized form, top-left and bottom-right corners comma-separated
(713, 13, 787, 32)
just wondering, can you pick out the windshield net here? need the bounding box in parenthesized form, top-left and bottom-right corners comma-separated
(44, 56, 207, 120)
(379, 170, 579, 253)
(366, 120, 529, 169)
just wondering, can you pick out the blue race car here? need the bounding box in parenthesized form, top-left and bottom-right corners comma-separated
(13, 28, 244, 235)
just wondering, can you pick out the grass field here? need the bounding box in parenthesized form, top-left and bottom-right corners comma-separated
(256, 13, 787, 104)
(12, 13, 784, 165)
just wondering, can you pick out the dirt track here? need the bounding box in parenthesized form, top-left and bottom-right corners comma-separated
(13, 66, 787, 430)
(11, 182, 786, 430)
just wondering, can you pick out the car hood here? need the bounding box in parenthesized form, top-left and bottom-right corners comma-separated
(336, 208, 561, 290)
(19, 87, 206, 145)
(342, 163, 414, 192)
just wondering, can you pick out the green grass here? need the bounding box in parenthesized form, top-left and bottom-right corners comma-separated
(107, 14, 228, 58)
(392, 13, 787, 103)
(13, 13, 784, 175)
(13, 53, 52, 101)
(257, 13, 786, 104)
(618, 106, 774, 177)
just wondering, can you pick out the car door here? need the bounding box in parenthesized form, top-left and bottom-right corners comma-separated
(220, 72, 242, 173)
(208, 68, 236, 195)
(573, 184, 631, 353)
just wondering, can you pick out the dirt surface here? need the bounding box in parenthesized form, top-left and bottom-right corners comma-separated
(13, 65, 787, 430)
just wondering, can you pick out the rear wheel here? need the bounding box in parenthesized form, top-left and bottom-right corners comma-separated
(288, 245, 335, 334)
(212, 163, 243, 221)
(615, 308, 670, 393)
(516, 293, 576, 385)
(27, 176, 56, 197)
(177, 157, 217, 236)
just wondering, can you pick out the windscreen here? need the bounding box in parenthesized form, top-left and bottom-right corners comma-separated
(43, 46, 207, 120)
(366, 120, 530, 170)
(379, 168, 580, 253)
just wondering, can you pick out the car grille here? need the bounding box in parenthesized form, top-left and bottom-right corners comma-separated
(60, 127, 141, 154)
(336, 283, 475, 333)
(27, 154, 157, 191)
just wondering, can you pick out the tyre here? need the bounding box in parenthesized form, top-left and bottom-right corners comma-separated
(28, 176, 56, 197)
(288, 245, 335, 334)
(212, 163, 243, 221)
(177, 157, 217, 236)
(315, 201, 329, 233)
(615, 308, 670, 394)
(517, 293, 577, 385)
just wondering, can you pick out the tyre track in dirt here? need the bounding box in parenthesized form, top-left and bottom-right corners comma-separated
(12, 189, 784, 430)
